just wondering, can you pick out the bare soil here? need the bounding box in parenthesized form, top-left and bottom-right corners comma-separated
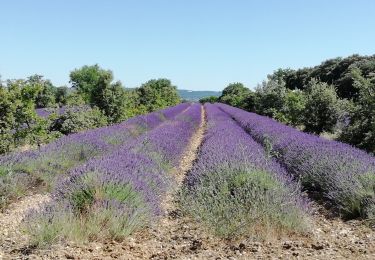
(1, 106, 374, 259)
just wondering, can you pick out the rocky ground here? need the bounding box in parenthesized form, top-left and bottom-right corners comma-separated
(1, 107, 374, 259)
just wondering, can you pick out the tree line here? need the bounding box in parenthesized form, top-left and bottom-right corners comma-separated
(0, 65, 181, 154)
(201, 54, 375, 154)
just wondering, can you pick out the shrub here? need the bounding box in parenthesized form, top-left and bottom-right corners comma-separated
(303, 79, 341, 134)
(50, 106, 108, 135)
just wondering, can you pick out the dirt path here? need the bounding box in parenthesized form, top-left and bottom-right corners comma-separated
(0, 194, 50, 259)
(1, 105, 375, 259)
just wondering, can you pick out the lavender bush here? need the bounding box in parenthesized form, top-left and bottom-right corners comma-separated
(0, 103, 190, 210)
(25, 104, 202, 245)
(180, 104, 310, 239)
(35, 106, 86, 118)
(217, 103, 375, 219)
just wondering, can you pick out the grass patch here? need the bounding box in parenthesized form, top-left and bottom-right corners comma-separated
(0, 167, 38, 211)
(24, 171, 151, 246)
(24, 201, 150, 247)
(0, 143, 104, 210)
(180, 166, 310, 239)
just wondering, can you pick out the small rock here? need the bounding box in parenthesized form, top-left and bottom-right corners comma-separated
(311, 243, 324, 250)
(283, 242, 292, 250)
(190, 240, 202, 251)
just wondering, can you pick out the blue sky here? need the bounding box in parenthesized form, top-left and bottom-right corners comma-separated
(1, 0, 374, 91)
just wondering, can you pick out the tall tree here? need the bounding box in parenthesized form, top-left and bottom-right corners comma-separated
(27, 74, 56, 108)
(303, 79, 340, 134)
(70, 64, 131, 123)
(137, 79, 180, 112)
(219, 82, 252, 109)
(0, 86, 16, 153)
(340, 68, 375, 153)
(70, 64, 113, 104)
(55, 86, 70, 105)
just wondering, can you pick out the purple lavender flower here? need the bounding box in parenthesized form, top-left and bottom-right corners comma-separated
(181, 104, 310, 238)
(0, 103, 192, 211)
(217, 103, 375, 219)
(30, 103, 202, 241)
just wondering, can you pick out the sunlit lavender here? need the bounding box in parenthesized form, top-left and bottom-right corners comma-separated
(218, 103, 375, 219)
(181, 104, 310, 238)
(24, 103, 202, 244)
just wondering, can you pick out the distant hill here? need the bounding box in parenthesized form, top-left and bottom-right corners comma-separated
(178, 89, 221, 101)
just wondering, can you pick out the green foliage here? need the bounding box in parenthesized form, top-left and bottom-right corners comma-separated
(216, 55, 374, 152)
(52, 106, 108, 135)
(55, 86, 69, 105)
(199, 96, 219, 104)
(28, 75, 57, 108)
(65, 90, 86, 106)
(0, 87, 16, 153)
(278, 54, 375, 99)
(303, 79, 341, 134)
(92, 80, 129, 124)
(0, 65, 186, 155)
(281, 90, 306, 126)
(123, 89, 146, 117)
(254, 79, 287, 118)
(137, 78, 181, 112)
(70, 64, 113, 104)
(69, 64, 132, 123)
(0, 78, 60, 153)
(219, 82, 252, 109)
(5, 79, 50, 148)
(340, 68, 375, 153)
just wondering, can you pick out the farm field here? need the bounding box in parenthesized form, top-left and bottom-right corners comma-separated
(0, 103, 374, 259)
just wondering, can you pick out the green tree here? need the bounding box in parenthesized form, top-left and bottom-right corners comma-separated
(69, 64, 132, 123)
(94, 80, 129, 123)
(70, 64, 112, 104)
(281, 90, 306, 126)
(303, 79, 340, 134)
(8, 80, 40, 145)
(65, 91, 86, 106)
(219, 83, 251, 109)
(4, 79, 51, 148)
(137, 79, 180, 112)
(253, 79, 287, 118)
(55, 86, 70, 105)
(268, 68, 295, 85)
(51, 106, 108, 135)
(199, 96, 219, 104)
(340, 68, 375, 153)
(27, 75, 56, 108)
(0, 87, 16, 153)
(123, 89, 146, 117)
(281, 54, 375, 100)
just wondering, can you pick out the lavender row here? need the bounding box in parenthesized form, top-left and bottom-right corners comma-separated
(181, 104, 310, 238)
(217, 103, 375, 219)
(0, 103, 190, 209)
(1, 102, 190, 170)
(26, 104, 202, 243)
(35, 106, 89, 118)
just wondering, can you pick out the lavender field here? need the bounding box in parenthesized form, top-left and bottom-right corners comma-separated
(1, 103, 374, 258)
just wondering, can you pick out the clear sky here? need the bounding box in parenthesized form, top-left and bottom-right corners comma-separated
(1, 0, 375, 91)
